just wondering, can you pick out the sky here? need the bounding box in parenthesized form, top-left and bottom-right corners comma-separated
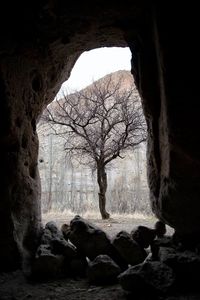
(57, 47, 132, 97)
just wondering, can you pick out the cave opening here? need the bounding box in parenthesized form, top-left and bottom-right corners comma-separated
(37, 46, 151, 227)
(1, 2, 200, 298)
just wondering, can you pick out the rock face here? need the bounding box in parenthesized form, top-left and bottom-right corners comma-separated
(0, 2, 200, 271)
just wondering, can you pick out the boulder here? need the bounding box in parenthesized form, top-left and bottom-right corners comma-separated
(41, 221, 63, 244)
(154, 221, 166, 238)
(131, 225, 156, 248)
(69, 215, 126, 270)
(69, 256, 88, 278)
(32, 244, 64, 279)
(69, 215, 112, 260)
(112, 230, 146, 266)
(61, 223, 71, 240)
(87, 254, 121, 285)
(51, 236, 76, 258)
(118, 261, 175, 295)
(159, 247, 200, 290)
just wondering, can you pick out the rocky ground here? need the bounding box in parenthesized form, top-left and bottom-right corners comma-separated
(0, 270, 126, 300)
(4, 213, 199, 300)
(42, 212, 174, 237)
(1, 269, 200, 300)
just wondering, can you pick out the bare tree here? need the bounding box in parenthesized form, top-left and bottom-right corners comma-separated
(42, 73, 147, 219)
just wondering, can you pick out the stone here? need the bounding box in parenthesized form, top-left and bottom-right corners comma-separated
(118, 261, 175, 295)
(41, 222, 63, 244)
(112, 230, 146, 266)
(69, 215, 111, 259)
(32, 221, 78, 279)
(61, 223, 71, 240)
(69, 256, 88, 278)
(32, 244, 64, 279)
(45, 221, 60, 235)
(150, 235, 174, 261)
(159, 247, 200, 290)
(87, 254, 121, 285)
(154, 236, 174, 248)
(40, 228, 52, 245)
(154, 221, 166, 238)
(69, 215, 127, 270)
(131, 225, 156, 249)
(51, 237, 76, 258)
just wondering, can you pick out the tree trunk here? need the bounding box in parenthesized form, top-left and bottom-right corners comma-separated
(97, 166, 110, 219)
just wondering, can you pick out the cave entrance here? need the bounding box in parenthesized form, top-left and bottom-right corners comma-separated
(37, 47, 150, 229)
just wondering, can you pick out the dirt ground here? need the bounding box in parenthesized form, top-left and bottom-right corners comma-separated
(42, 212, 174, 237)
(0, 213, 175, 300)
(0, 270, 126, 300)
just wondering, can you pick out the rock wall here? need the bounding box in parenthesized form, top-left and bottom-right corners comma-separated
(131, 4, 200, 237)
(0, 36, 82, 270)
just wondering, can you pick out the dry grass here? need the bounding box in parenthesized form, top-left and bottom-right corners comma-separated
(42, 209, 154, 223)
(41, 209, 168, 238)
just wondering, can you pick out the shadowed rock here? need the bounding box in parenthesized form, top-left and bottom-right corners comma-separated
(154, 221, 166, 238)
(51, 236, 76, 258)
(69, 215, 112, 259)
(118, 261, 175, 295)
(68, 215, 127, 270)
(131, 225, 156, 249)
(112, 230, 146, 266)
(87, 254, 121, 285)
(69, 256, 88, 278)
(32, 244, 64, 279)
(32, 220, 88, 279)
(61, 223, 71, 240)
(41, 221, 63, 244)
(159, 247, 200, 290)
(51, 236, 88, 278)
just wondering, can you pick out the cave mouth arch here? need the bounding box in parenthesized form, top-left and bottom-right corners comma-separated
(37, 46, 150, 225)
(0, 10, 141, 270)
(1, 2, 200, 275)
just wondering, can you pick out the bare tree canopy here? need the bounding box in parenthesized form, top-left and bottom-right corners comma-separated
(42, 72, 147, 219)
